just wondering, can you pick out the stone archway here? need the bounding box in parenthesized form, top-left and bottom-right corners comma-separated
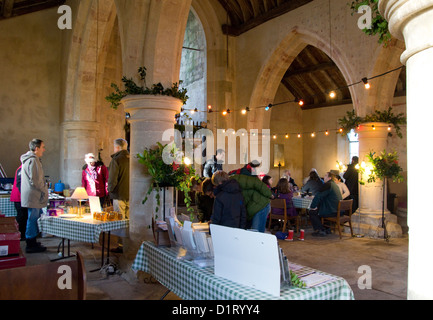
(247, 27, 357, 139)
(61, 0, 120, 188)
(363, 39, 405, 115)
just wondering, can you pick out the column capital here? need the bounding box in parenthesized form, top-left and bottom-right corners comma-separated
(122, 94, 183, 123)
(62, 120, 100, 132)
(379, 0, 433, 64)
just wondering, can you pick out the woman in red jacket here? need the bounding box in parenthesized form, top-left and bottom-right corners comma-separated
(82, 153, 109, 207)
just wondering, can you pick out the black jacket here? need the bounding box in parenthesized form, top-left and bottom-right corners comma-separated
(343, 164, 359, 196)
(203, 156, 223, 178)
(211, 179, 247, 229)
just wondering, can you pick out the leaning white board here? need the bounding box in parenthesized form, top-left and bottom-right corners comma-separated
(210, 224, 281, 297)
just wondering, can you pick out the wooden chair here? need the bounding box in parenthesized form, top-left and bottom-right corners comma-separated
(268, 199, 299, 233)
(321, 199, 354, 239)
(0, 251, 87, 300)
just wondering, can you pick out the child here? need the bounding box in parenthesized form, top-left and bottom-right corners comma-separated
(210, 171, 247, 229)
(197, 178, 214, 222)
(274, 178, 298, 217)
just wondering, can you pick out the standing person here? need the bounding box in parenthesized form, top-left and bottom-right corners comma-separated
(82, 153, 109, 207)
(196, 178, 214, 222)
(308, 171, 343, 237)
(108, 138, 130, 219)
(10, 165, 28, 240)
(230, 173, 272, 232)
(203, 149, 225, 178)
(210, 171, 246, 229)
(20, 139, 48, 253)
(343, 156, 359, 211)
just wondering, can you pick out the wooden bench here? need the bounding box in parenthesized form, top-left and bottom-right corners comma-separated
(0, 251, 86, 300)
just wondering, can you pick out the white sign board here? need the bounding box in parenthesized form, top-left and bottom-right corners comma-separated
(88, 196, 101, 214)
(210, 224, 281, 297)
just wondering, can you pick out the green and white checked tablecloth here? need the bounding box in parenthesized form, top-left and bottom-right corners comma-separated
(0, 195, 16, 217)
(37, 215, 129, 243)
(292, 195, 314, 209)
(132, 241, 354, 300)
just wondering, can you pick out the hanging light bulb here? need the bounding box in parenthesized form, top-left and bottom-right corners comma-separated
(362, 77, 371, 89)
(273, 134, 277, 139)
(297, 133, 301, 138)
(388, 125, 392, 131)
(241, 107, 250, 115)
(265, 104, 272, 111)
(339, 128, 343, 133)
(208, 105, 213, 113)
(298, 99, 304, 106)
(222, 110, 227, 116)
(372, 124, 376, 130)
(325, 130, 329, 135)
(311, 132, 315, 137)
(190, 108, 195, 114)
(285, 133, 289, 139)
(329, 91, 336, 99)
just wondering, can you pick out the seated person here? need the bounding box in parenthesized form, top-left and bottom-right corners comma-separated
(196, 178, 214, 222)
(281, 169, 298, 190)
(301, 170, 324, 195)
(308, 171, 342, 237)
(330, 170, 350, 200)
(273, 178, 297, 217)
(210, 171, 247, 229)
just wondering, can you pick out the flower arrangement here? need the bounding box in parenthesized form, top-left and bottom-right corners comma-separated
(357, 150, 404, 184)
(137, 142, 198, 221)
(338, 107, 406, 138)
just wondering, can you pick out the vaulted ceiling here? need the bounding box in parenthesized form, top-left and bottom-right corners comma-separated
(218, 0, 313, 36)
(1, 0, 405, 110)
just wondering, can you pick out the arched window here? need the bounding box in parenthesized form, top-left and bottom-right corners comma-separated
(179, 9, 207, 126)
(347, 129, 359, 162)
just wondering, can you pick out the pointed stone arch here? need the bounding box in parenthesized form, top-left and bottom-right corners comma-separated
(363, 39, 405, 115)
(61, 0, 119, 187)
(247, 27, 357, 133)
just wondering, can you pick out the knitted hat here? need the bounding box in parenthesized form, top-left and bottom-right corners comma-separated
(85, 153, 96, 165)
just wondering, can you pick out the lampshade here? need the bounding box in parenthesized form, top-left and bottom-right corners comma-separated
(71, 187, 89, 200)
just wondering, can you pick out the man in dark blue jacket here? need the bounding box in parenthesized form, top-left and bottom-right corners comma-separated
(210, 171, 246, 229)
(309, 171, 342, 236)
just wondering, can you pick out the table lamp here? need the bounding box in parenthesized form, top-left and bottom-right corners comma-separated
(71, 187, 89, 218)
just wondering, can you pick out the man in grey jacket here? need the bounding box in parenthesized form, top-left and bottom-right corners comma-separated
(20, 139, 48, 253)
(108, 138, 130, 219)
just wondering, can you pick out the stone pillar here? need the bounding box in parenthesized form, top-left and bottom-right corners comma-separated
(61, 121, 100, 189)
(379, 0, 433, 300)
(122, 95, 183, 254)
(351, 122, 402, 238)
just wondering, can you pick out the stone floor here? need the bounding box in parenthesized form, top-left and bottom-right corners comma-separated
(19, 225, 408, 301)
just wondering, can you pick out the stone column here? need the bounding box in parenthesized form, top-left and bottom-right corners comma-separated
(61, 121, 100, 189)
(352, 122, 402, 238)
(379, 0, 433, 300)
(122, 95, 183, 252)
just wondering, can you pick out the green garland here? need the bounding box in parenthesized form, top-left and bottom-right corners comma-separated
(349, 0, 392, 46)
(338, 107, 406, 138)
(105, 66, 189, 109)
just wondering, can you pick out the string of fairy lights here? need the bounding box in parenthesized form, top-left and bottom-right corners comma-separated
(175, 65, 405, 138)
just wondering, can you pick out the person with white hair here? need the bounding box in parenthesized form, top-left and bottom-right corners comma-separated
(81, 152, 109, 206)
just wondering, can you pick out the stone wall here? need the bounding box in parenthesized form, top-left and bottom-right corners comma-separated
(0, 8, 62, 180)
